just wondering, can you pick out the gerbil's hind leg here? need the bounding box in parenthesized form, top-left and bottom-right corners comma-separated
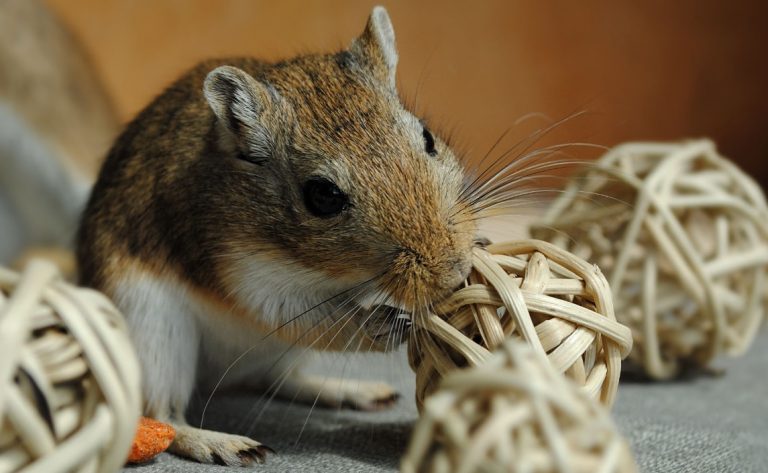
(277, 374, 400, 411)
(115, 272, 273, 466)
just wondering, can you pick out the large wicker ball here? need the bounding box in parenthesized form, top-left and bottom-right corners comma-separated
(0, 260, 141, 472)
(401, 338, 637, 473)
(408, 240, 633, 411)
(533, 140, 768, 379)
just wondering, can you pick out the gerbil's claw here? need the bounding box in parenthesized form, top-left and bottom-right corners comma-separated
(237, 445, 274, 464)
(259, 445, 277, 455)
(169, 425, 274, 466)
(211, 452, 227, 465)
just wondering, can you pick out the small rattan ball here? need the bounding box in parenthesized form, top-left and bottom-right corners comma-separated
(408, 239, 633, 412)
(0, 260, 141, 472)
(533, 140, 768, 379)
(401, 338, 637, 473)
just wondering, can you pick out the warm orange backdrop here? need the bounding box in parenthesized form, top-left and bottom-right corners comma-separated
(46, 0, 768, 186)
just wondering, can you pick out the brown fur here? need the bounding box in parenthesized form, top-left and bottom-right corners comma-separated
(77, 10, 478, 341)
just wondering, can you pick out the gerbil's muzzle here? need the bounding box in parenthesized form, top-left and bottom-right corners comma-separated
(391, 247, 473, 306)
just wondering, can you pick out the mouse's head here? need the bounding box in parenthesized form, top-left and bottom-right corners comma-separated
(203, 7, 480, 327)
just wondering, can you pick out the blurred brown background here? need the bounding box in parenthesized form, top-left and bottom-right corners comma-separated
(46, 0, 768, 186)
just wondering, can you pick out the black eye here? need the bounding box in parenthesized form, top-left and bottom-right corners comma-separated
(422, 127, 437, 156)
(303, 178, 349, 218)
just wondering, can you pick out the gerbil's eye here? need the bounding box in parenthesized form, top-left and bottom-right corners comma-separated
(422, 127, 437, 157)
(303, 178, 349, 218)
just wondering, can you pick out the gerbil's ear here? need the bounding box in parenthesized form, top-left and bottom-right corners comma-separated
(204, 65, 273, 159)
(351, 6, 398, 89)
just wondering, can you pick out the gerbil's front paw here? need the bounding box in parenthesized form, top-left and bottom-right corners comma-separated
(169, 425, 274, 466)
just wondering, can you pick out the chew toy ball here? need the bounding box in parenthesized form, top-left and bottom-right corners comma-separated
(408, 240, 633, 411)
(0, 260, 141, 472)
(533, 140, 768, 379)
(402, 338, 637, 473)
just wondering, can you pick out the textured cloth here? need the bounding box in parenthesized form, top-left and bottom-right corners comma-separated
(124, 331, 768, 472)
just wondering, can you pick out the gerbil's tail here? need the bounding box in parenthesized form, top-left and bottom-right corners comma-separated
(0, 103, 91, 264)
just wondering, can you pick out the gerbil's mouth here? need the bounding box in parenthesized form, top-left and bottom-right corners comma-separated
(360, 304, 411, 347)
(358, 293, 411, 351)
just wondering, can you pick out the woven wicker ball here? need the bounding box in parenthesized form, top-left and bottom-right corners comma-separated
(532, 140, 768, 379)
(0, 260, 141, 472)
(408, 239, 633, 412)
(401, 338, 637, 473)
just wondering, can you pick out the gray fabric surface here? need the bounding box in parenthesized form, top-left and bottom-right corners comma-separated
(124, 331, 768, 472)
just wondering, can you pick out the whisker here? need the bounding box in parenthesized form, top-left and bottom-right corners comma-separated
(460, 142, 604, 207)
(458, 159, 590, 212)
(199, 272, 383, 429)
(249, 284, 373, 410)
(235, 289, 370, 435)
(459, 110, 591, 201)
(293, 284, 398, 444)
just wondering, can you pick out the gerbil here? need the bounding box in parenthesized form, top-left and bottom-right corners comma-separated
(77, 7, 480, 466)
